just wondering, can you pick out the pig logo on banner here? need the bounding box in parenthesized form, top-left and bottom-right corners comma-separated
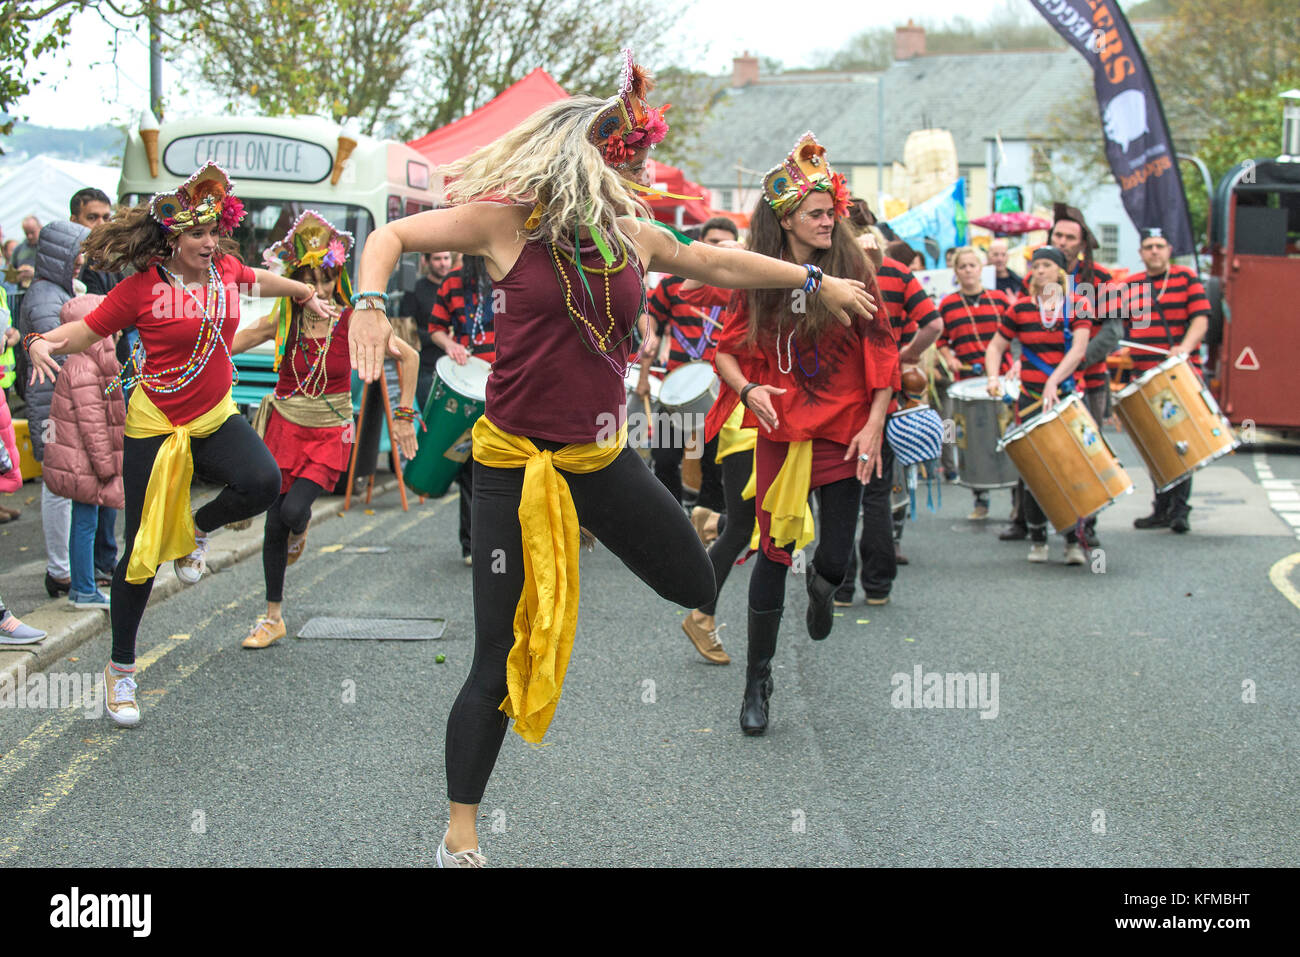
(1102, 89, 1149, 153)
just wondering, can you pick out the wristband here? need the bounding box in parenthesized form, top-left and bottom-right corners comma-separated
(739, 382, 758, 409)
(293, 285, 315, 305)
(22, 332, 46, 353)
(354, 291, 389, 304)
(392, 405, 426, 431)
(801, 264, 823, 296)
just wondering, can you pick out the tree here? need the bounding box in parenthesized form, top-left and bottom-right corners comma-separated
(0, 0, 138, 148)
(402, 0, 687, 132)
(172, 0, 438, 134)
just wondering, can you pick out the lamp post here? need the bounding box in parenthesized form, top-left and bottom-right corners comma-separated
(1280, 89, 1300, 162)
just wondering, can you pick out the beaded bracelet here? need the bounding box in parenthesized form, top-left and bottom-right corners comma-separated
(293, 285, 315, 305)
(354, 291, 389, 304)
(22, 332, 46, 353)
(802, 264, 824, 295)
(392, 405, 426, 431)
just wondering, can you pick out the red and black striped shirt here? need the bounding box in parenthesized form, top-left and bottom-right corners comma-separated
(431, 268, 496, 364)
(997, 296, 1092, 395)
(937, 288, 1014, 380)
(647, 275, 730, 372)
(875, 256, 940, 345)
(1071, 261, 1115, 391)
(1121, 265, 1210, 374)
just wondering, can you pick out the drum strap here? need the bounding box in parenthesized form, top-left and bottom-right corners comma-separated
(1019, 346, 1077, 394)
(1148, 285, 1177, 348)
(670, 306, 721, 361)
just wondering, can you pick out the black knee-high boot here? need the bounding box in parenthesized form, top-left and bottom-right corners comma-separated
(741, 606, 782, 736)
(806, 570, 838, 641)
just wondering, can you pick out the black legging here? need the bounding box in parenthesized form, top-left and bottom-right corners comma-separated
(699, 449, 755, 616)
(651, 422, 725, 511)
(111, 414, 280, 665)
(749, 476, 863, 614)
(445, 441, 715, 805)
(263, 477, 325, 603)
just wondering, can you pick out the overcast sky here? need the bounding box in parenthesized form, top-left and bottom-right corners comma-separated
(13, 0, 1111, 130)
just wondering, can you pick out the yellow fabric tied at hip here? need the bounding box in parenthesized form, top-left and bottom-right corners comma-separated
(750, 439, 816, 554)
(471, 415, 626, 743)
(716, 400, 756, 463)
(123, 389, 238, 584)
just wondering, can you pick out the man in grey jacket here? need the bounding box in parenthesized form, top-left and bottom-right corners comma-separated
(18, 219, 90, 597)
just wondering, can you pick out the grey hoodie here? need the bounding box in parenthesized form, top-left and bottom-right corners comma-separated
(18, 220, 90, 461)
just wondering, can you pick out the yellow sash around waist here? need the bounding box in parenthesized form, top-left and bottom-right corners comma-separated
(750, 439, 817, 554)
(716, 400, 756, 463)
(471, 415, 627, 743)
(123, 389, 238, 584)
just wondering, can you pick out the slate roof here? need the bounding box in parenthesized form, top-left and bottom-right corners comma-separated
(682, 49, 1092, 186)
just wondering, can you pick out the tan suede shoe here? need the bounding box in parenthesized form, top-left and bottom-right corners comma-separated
(242, 617, 287, 649)
(690, 507, 720, 546)
(286, 522, 310, 566)
(682, 610, 730, 664)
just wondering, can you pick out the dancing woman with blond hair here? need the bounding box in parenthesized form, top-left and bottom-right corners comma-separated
(349, 52, 877, 866)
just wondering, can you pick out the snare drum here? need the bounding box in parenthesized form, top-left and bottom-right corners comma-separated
(1113, 354, 1238, 491)
(997, 393, 1133, 532)
(658, 361, 719, 420)
(949, 377, 1019, 490)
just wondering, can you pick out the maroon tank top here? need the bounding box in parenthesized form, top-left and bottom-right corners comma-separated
(486, 237, 645, 443)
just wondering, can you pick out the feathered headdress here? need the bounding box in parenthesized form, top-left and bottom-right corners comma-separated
(762, 132, 851, 219)
(149, 162, 246, 236)
(586, 48, 671, 166)
(259, 210, 355, 370)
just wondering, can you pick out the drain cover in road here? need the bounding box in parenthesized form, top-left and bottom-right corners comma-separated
(297, 617, 446, 641)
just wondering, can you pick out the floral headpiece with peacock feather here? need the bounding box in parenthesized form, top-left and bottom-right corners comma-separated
(148, 161, 246, 236)
(762, 132, 851, 219)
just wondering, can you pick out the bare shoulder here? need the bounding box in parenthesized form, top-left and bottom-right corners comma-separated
(619, 215, 677, 271)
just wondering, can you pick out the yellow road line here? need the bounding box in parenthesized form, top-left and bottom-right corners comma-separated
(1268, 553, 1300, 613)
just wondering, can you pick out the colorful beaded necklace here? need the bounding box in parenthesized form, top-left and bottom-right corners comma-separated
(111, 260, 238, 395)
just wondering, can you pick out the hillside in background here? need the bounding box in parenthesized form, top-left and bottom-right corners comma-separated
(0, 123, 126, 168)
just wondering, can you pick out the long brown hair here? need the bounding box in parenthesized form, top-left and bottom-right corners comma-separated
(744, 193, 883, 347)
(82, 202, 240, 273)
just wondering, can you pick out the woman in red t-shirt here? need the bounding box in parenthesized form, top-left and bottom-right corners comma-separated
(713, 133, 899, 737)
(25, 163, 337, 726)
(984, 245, 1092, 565)
(230, 211, 419, 650)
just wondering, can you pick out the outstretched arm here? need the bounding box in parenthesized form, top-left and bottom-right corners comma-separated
(628, 219, 877, 328)
(25, 321, 104, 384)
(351, 203, 516, 382)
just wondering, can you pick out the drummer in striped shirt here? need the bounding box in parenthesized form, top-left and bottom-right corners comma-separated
(1122, 226, 1211, 534)
(641, 217, 737, 521)
(937, 246, 1014, 520)
(431, 255, 497, 565)
(984, 245, 1093, 565)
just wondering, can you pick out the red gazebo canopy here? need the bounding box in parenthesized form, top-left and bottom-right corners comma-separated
(407, 68, 569, 166)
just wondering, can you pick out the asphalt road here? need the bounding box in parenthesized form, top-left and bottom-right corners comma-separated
(1, 429, 1297, 867)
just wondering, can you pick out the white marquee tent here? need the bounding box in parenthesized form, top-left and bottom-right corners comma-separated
(0, 156, 120, 241)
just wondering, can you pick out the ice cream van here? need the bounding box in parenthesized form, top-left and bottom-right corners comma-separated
(116, 114, 441, 409)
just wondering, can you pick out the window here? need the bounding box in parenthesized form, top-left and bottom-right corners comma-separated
(1099, 223, 1119, 264)
(717, 189, 734, 211)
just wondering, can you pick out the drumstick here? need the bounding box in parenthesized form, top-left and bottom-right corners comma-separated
(1119, 339, 1172, 356)
(692, 308, 724, 330)
(1018, 397, 1045, 418)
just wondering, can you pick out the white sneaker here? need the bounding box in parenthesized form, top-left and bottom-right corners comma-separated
(436, 836, 486, 868)
(1027, 542, 1049, 563)
(104, 666, 140, 726)
(1064, 543, 1087, 565)
(174, 531, 210, 584)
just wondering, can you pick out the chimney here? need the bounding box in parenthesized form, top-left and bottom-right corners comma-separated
(732, 51, 759, 88)
(894, 20, 926, 61)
